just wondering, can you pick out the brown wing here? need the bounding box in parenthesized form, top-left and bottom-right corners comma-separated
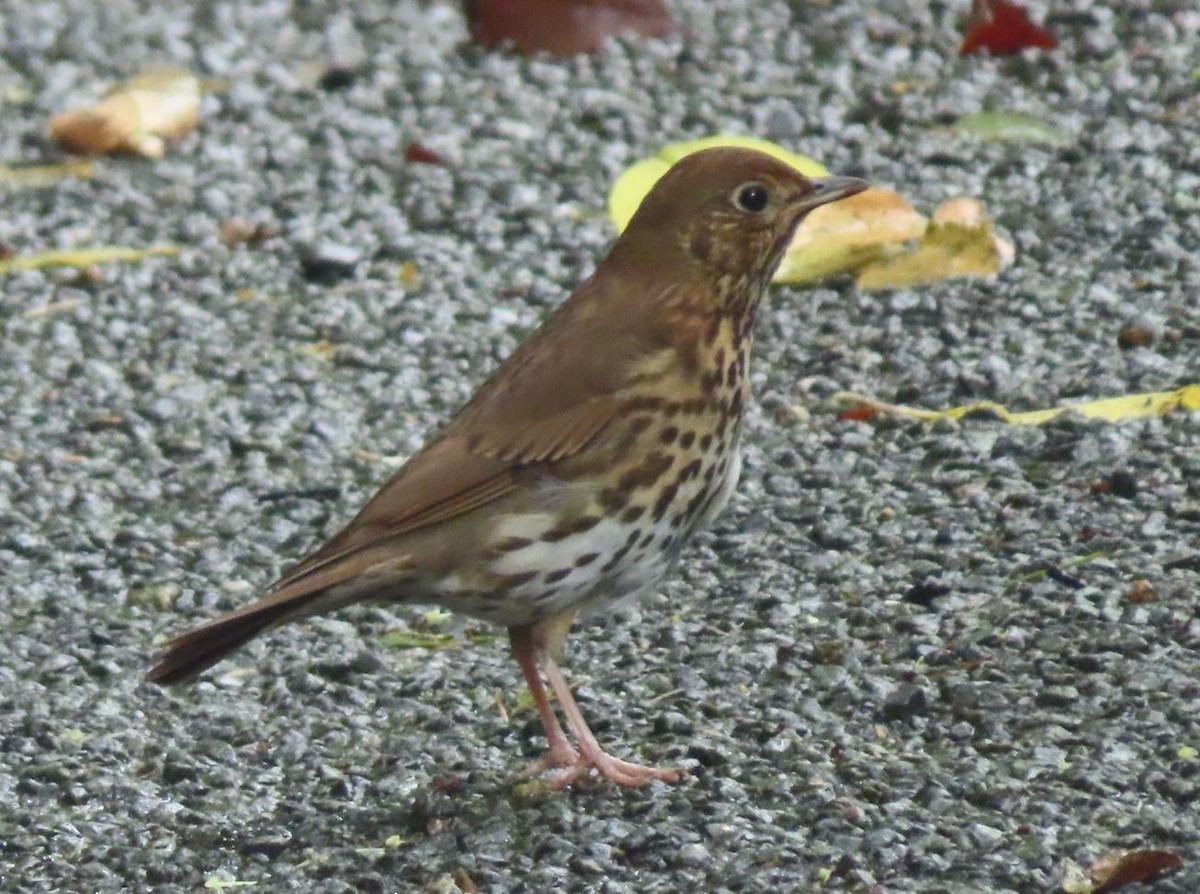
(274, 265, 679, 590)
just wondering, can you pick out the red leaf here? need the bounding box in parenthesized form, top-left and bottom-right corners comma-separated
(463, 0, 678, 57)
(404, 142, 446, 166)
(960, 0, 1058, 56)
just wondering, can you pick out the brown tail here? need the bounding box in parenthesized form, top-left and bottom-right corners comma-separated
(147, 579, 364, 685)
(147, 601, 293, 685)
(149, 535, 416, 685)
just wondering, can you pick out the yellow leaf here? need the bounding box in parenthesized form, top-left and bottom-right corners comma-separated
(397, 261, 422, 290)
(607, 136, 828, 232)
(378, 630, 459, 650)
(855, 218, 1003, 291)
(775, 186, 927, 284)
(0, 245, 178, 275)
(0, 160, 94, 188)
(297, 340, 340, 361)
(835, 385, 1200, 426)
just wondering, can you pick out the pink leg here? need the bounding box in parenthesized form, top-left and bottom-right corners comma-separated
(509, 627, 577, 774)
(538, 650, 681, 789)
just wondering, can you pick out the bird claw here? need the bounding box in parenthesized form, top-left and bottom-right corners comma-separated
(518, 741, 579, 778)
(546, 751, 682, 789)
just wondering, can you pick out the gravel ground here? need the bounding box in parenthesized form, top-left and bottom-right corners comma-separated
(2, 1, 1199, 892)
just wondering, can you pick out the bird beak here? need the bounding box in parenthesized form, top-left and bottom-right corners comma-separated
(791, 175, 870, 214)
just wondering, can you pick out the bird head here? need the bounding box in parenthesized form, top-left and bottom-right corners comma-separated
(616, 147, 868, 316)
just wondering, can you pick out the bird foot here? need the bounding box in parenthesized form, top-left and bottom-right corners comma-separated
(547, 750, 682, 789)
(518, 740, 579, 778)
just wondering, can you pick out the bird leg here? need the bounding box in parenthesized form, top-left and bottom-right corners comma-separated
(538, 649, 680, 789)
(509, 626, 578, 775)
(510, 621, 680, 788)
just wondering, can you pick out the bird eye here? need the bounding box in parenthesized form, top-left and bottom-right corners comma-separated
(733, 183, 770, 213)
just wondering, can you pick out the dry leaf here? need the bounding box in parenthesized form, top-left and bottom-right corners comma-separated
(1088, 849, 1183, 893)
(219, 219, 278, 249)
(404, 142, 446, 165)
(1127, 580, 1157, 604)
(49, 67, 201, 158)
(855, 200, 1012, 291)
(835, 385, 1200, 427)
(0, 244, 178, 275)
(776, 187, 927, 284)
(0, 160, 94, 188)
(463, 0, 678, 57)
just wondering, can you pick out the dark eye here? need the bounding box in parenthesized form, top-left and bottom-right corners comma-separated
(734, 183, 770, 213)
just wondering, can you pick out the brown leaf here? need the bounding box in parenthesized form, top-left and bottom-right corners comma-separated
(1117, 324, 1155, 351)
(1087, 849, 1183, 893)
(405, 142, 446, 165)
(219, 218, 279, 249)
(49, 67, 201, 158)
(463, 0, 679, 56)
(1127, 579, 1157, 604)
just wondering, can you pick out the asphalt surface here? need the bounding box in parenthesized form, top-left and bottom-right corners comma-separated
(2, 2, 1198, 892)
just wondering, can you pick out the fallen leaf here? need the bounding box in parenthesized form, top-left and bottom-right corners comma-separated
(854, 200, 1012, 290)
(834, 385, 1200, 426)
(404, 142, 446, 165)
(960, 0, 1058, 56)
(1116, 324, 1155, 351)
(0, 245, 178, 275)
(49, 67, 201, 158)
(608, 135, 828, 233)
(397, 261, 422, 290)
(379, 630, 460, 651)
(1127, 580, 1157, 604)
(219, 218, 278, 249)
(1088, 849, 1183, 893)
(298, 340, 341, 361)
(838, 405, 880, 424)
(776, 186, 927, 284)
(952, 111, 1069, 146)
(463, 0, 678, 57)
(0, 160, 94, 188)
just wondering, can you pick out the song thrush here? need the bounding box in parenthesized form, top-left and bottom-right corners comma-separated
(148, 147, 867, 787)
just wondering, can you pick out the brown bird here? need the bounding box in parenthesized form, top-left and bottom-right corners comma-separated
(148, 147, 867, 787)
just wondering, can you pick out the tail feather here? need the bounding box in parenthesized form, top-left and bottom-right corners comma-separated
(147, 579, 367, 685)
(147, 600, 293, 685)
(148, 545, 418, 685)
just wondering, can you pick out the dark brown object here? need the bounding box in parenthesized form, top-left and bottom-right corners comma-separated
(1116, 323, 1155, 351)
(463, 0, 679, 57)
(148, 148, 867, 787)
